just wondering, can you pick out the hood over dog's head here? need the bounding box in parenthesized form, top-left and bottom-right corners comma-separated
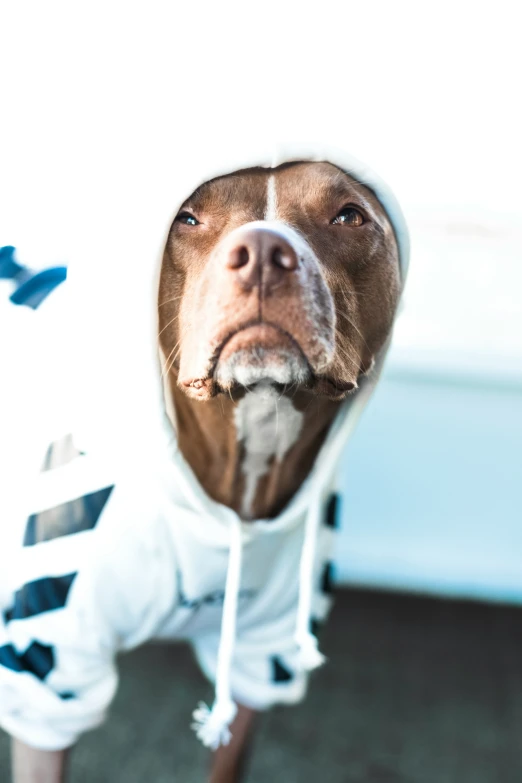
(61, 144, 408, 457)
(158, 158, 407, 406)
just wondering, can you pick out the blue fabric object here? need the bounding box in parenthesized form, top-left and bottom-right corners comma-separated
(0, 246, 22, 279)
(325, 492, 340, 529)
(0, 641, 55, 681)
(1, 245, 67, 309)
(23, 486, 114, 546)
(9, 266, 67, 309)
(271, 656, 294, 683)
(4, 574, 77, 622)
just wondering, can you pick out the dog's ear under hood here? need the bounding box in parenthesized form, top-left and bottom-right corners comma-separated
(67, 140, 409, 457)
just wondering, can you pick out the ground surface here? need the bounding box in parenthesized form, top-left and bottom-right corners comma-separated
(1, 588, 521, 782)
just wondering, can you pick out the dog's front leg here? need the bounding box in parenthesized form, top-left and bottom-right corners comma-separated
(209, 703, 258, 783)
(11, 739, 69, 783)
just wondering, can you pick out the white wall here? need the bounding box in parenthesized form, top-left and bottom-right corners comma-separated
(335, 358, 522, 604)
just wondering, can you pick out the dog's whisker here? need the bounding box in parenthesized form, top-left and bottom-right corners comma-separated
(332, 336, 361, 367)
(165, 354, 181, 379)
(158, 314, 179, 338)
(158, 294, 183, 307)
(161, 341, 181, 379)
(336, 311, 371, 350)
(165, 348, 182, 378)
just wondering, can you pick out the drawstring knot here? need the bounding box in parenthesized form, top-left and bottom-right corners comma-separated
(192, 698, 238, 750)
(296, 631, 326, 671)
(191, 516, 243, 750)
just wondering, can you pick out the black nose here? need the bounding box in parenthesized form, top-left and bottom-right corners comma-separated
(225, 226, 299, 290)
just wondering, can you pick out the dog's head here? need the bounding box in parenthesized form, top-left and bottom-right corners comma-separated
(159, 161, 401, 401)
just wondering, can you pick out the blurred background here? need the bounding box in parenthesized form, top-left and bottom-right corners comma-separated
(1, 2, 521, 781)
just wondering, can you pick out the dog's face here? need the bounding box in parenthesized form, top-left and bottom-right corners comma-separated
(159, 161, 400, 401)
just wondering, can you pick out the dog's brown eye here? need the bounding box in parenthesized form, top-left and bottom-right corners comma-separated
(176, 211, 200, 226)
(331, 207, 365, 227)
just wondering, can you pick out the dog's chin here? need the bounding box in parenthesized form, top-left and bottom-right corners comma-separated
(212, 322, 312, 392)
(178, 324, 359, 401)
(215, 347, 310, 392)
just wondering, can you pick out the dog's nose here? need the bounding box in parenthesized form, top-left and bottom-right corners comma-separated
(225, 227, 299, 290)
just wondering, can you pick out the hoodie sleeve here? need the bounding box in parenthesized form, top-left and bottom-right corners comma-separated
(0, 440, 176, 751)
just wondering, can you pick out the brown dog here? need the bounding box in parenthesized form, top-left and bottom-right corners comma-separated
(158, 160, 400, 780)
(160, 161, 400, 523)
(11, 160, 402, 783)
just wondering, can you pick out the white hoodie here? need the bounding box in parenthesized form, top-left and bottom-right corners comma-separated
(0, 143, 409, 751)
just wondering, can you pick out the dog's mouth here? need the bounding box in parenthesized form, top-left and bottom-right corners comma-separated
(218, 322, 303, 362)
(194, 322, 354, 399)
(180, 321, 356, 400)
(212, 322, 311, 390)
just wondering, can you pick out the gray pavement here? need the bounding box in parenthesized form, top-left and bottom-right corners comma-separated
(1, 589, 521, 782)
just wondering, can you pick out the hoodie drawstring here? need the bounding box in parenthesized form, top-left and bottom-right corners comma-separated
(191, 516, 242, 750)
(191, 492, 326, 750)
(294, 492, 326, 671)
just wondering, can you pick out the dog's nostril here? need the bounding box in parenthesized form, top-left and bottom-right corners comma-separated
(271, 246, 298, 271)
(228, 245, 250, 269)
(238, 246, 249, 267)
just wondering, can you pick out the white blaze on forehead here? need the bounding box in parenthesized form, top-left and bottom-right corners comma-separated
(264, 175, 278, 221)
(234, 382, 303, 519)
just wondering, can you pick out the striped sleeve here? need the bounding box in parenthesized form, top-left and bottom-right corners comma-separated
(0, 436, 174, 750)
